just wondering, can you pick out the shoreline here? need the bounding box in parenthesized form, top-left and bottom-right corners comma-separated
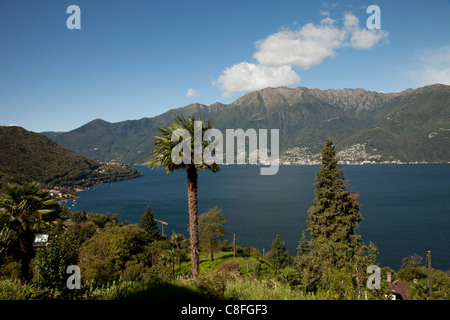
(136, 162, 450, 166)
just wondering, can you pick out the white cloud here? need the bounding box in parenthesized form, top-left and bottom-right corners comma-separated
(423, 68, 450, 85)
(215, 12, 389, 96)
(349, 28, 389, 49)
(414, 46, 450, 86)
(185, 88, 200, 97)
(215, 62, 300, 98)
(254, 13, 388, 68)
(343, 13, 359, 29)
(343, 13, 389, 50)
(253, 21, 345, 69)
(320, 17, 336, 25)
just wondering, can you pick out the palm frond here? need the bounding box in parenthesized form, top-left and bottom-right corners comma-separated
(147, 116, 220, 173)
(0, 181, 57, 232)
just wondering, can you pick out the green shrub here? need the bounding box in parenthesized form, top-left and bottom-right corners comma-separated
(35, 233, 79, 290)
(196, 269, 233, 299)
(119, 261, 147, 282)
(86, 279, 206, 300)
(0, 279, 36, 300)
(87, 281, 149, 300)
(0, 259, 22, 280)
(78, 224, 148, 283)
(218, 261, 240, 273)
(224, 276, 315, 300)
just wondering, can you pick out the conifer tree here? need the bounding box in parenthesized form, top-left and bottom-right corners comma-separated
(296, 231, 310, 271)
(297, 231, 309, 258)
(306, 138, 362, 248)
(301, 138, 371, 291)
(140, 205, 160, 241)
(265, 235, 292, 271)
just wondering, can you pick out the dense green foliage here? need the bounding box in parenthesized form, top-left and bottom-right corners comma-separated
(78, 224, 149, 283)
(0, 126, 142, 191)
(0, 181, 58, 282)
(0, 204, 449, 300)
(0, 139, 449, 300)
(35, 232, 78, 290)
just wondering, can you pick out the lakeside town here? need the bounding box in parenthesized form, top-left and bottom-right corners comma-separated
(280, 143, 434, 165)
(43, 161, 141, 200)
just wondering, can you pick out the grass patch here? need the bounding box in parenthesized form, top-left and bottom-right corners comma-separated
(224, 276, 316, 300)
(87, 279, 209, 300)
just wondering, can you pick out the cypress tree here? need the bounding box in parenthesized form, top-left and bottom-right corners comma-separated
(140, 205, 160, 240)
(303, 138, 364, 289)
(307, 138, 362, 247)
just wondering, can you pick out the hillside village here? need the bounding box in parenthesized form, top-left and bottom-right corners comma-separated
(280, 143, 426, 165)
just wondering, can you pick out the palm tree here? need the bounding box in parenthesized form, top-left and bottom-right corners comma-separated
(0, 181, 56, 282)
(148, 116, 220, 280)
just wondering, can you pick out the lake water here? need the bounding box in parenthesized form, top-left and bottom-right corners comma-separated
(63, 164, 450, 271)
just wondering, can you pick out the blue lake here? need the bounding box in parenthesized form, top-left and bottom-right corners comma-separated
(64, 164, 450, 271)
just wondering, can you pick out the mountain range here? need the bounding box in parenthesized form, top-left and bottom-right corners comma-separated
(46, 84, 450, 165)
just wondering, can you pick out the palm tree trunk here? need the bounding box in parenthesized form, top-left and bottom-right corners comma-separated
(18, 226, 33, 283)
(187, 164, 199, 281)
(177, 245, 181, 268)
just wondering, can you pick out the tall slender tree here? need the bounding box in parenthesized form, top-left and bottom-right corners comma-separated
(302, 138, 370, 290)
(140, 205, 160, 241)
(0, 181, 56, 282)
(307, 138, 362, 247)
(148, 116, 219, 280)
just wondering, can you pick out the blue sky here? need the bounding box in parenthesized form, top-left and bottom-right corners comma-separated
(0, 0, 449, 132)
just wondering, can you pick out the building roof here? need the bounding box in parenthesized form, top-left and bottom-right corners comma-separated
(389, 280, 410, 300)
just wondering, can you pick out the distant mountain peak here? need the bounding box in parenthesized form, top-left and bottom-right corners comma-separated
(89, 118, 110, 125)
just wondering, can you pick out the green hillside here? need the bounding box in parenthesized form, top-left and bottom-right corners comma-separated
(0, 126, 142, 191)
(337, 85, 450, 162)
